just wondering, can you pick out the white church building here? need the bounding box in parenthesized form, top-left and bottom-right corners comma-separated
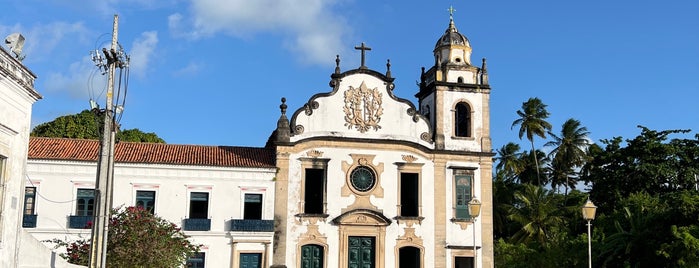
(20, 14, 494, 268)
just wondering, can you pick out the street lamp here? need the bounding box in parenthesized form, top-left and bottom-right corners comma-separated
(468, 198, 482, 268)
(582, 199, 597, 268)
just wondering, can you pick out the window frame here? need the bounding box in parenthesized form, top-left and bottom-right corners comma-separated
(298, 158, 329, 217)
(188, 191, 210, 219)
(454, 101, 472, 138)
(75, 188, 96, 216)
(186, 252, 205, 268)
(395, 162, 424, 221)
(135, 190, 156, 214)
(243, 193, 264, 220)
(24, 186, 37, 216)
(451, 168, 476, 221)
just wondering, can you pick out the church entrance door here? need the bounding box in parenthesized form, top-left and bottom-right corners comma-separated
(348, 236, 375, 268)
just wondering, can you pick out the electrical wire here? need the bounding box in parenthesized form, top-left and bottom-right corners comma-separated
(25, 174, 78, 204)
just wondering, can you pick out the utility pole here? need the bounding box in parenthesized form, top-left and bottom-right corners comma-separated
(88, 14, 120, 268)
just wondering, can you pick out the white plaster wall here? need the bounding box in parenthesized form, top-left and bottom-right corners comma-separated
(0, 50, 39, 268)
(291, 73, 433, 148)
(284, 147, 440, 267)
(25, 159, 276, 267)
(442, 91, 487, 152)
(445, 70, 477, 84)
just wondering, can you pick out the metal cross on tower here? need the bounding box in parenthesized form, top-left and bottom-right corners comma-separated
(354, 42, 371, 69)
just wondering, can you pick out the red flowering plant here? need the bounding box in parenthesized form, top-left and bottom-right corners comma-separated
(46, 206, 200, 267)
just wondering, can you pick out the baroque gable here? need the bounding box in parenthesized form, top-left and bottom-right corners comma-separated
(289, 69, 433, 147)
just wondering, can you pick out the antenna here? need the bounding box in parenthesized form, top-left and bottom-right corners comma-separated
(4, 33, 26, 61)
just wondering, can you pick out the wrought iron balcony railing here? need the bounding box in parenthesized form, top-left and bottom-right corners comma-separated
(230, 219, 274, 232)
(23, 214, 37, 228)
(68, 215, 93, 229)
(183, 218, 211, 231)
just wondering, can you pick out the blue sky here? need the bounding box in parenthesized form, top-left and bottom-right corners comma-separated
(2, 0, 698, 151)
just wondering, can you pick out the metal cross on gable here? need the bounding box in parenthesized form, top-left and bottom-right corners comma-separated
(355, 42, 371, 69)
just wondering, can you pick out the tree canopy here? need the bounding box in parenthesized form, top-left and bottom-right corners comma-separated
(495, 97, 699, 267)
(47, 206, 199, 267)
(31, 109, 165, 143)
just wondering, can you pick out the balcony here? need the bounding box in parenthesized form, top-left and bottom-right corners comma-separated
(68, 215, 93, 229)
(183, 218, 211, 231)
(230, 219, 274, 232)
(22, 214, 37, 228)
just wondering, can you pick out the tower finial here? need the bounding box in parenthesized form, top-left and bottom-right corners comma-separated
(386, 59, 392, 78)
(335, 55, 341, 74)
(448, 6, 456, 22)
(280, 97, 287, 115)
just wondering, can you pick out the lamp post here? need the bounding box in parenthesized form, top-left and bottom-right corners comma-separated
(582, 199, 597, 268)
(468, 198, 482, 268)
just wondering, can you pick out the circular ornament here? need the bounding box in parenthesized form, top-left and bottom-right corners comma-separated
(350, 166, 376, 192)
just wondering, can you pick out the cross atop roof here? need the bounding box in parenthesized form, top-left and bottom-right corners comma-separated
(354, 42, 371, 69)
(448, 6, 456, 20)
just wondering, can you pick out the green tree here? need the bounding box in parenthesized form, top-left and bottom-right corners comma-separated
(118, 128, 165, 143)
(31, 109, 165, 143)
(508, 184, 564, 246)
(495, 142, 524, 182)
(584, 127, 699, 211)
(511, 97, 552, 185)
(517, 150, 549, 186)
(31, 110, 102, 139)
(545, 118, 590, 196)
(47, 206, 199, 267)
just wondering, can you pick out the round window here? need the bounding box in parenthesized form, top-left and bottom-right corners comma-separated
(350, 166, 376, 192)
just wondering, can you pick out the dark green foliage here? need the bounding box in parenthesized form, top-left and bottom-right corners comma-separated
(583, 127, 699, 212)
(496, 98, 699, 267)
(46, 206, 199, 267)
(31, 110, 165, 143)
(118, 128, 165, 143)
(31, 110, 102, 139)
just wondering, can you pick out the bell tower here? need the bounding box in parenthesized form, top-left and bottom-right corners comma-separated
(416, 9, 491, 152)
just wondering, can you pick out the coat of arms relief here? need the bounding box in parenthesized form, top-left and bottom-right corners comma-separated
(343, 82, 383, 133)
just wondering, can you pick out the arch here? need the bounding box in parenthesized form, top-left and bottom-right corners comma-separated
(454, 102, 471, 137)
(331, 209, 392, 226)
(398, 246, 422, 268)
(457, 77, 464, 83)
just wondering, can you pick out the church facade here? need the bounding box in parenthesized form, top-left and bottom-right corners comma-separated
(270, 16, 494, 268)
(20, 14, 494, 268)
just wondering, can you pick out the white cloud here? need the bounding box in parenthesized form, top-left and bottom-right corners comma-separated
(0, 21, 92, 64)
(44, 56, 107, 100)
(170, 0, 351, 65)
(173, 61, 202, 77)
(128, 31, 159, 78)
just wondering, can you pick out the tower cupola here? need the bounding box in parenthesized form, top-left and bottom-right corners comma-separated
(434, 12, 473, 66)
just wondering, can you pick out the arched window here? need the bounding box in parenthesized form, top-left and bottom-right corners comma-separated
(455, 102, 471, 137)
(301, 244, 324, 268)
(399, 246, 421, 268)
(457, 77, 464, 83)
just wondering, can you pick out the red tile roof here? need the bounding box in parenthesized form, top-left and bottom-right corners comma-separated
(28, 137, 276, 168)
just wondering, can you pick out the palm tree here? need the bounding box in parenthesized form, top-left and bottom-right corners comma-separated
(511, 97, 552, 185)
(507, 184, 564, 246)
(545, 118, 590, 196)
(495, 142, 524, 182)
(517, 150, 550, 186)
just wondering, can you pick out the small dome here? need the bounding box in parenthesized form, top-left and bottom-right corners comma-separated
(434, 19, 470, 49)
